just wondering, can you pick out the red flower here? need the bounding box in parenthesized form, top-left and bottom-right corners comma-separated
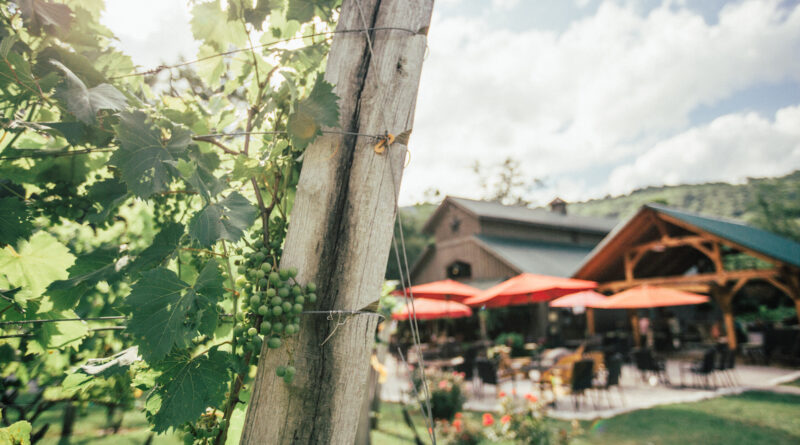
(438, 380, 448, 389)
(525, 393, 538, 403)
(498, 391, 507, 398)
(482, 413, 494, 427)
(453, 419, 463, 432)
(500, 415, 511, 424)
(455, 412, 463, 419)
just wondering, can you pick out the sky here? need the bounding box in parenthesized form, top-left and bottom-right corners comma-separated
(102, 0, 800, 206)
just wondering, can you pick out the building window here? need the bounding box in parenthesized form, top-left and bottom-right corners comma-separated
(450, 217, 461, 233)
(446, 261, 471, 279)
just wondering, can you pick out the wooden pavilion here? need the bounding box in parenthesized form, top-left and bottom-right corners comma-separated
(573, 204, 800, 350)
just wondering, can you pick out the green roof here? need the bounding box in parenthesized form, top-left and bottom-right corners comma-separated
(474, 235, 596, 277)
(648, 204, 800, 268)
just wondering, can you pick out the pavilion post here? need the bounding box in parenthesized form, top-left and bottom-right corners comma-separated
(712, 285, 738, 351)
(586, 308, 596, 336)
(628, 309, 641, 347)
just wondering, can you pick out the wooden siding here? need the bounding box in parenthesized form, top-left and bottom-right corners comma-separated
(411, 238, 517, 284)
(432, 203, 480, 244)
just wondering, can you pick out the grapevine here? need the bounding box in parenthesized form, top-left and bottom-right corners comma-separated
(0, 0, 342, 443)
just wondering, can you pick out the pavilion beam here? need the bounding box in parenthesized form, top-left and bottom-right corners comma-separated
(599, 268, 781, 292)
(781, 271, 800, 324)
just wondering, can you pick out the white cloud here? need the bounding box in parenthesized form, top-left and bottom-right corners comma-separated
(606, 105, 800, 195)
(402, 0, 800, 204)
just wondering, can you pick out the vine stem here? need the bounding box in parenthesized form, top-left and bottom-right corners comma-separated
(192, 136, 241, 155)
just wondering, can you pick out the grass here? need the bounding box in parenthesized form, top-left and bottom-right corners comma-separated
(374, 391, 800, 445)
(18, 390, 800, 444)
(781, 377, 800, 388)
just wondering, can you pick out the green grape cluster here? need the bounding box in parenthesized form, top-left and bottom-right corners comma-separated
(232, 233, 317, 384)
(182, 409, 227, 444)
(151, 193, 186, 227)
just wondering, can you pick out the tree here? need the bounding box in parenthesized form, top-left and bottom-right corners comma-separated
(472, 157, 542, 206)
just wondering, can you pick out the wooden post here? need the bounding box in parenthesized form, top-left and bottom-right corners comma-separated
(240, 1, 433, 444)
(628, 309, 641, 347)
(712, 281, 745, 351)
(585, 308, 596, 336)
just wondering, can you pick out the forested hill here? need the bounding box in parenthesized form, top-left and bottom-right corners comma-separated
(569, 170, 800, 224)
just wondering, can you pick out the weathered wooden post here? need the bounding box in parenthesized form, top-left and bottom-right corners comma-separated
(240, 1, 433, 443)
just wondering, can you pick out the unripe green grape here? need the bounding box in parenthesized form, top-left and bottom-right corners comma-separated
(285, 365, 296, 376)
(260, 321, 272, 334)
(288, 267, 298, 278)
(293, 303, 303, 314)
(307, 282, 317, 293)
(283, 374, 294, 384)
(258, 278, 268, 288)
(284, 324, 295, 335)
(255, 252, 265, 262)
(295, 295, 305, 304)
(291, 285, 302, 296)
(266, 288, 276, 297)
(307, 293, 317, 303)
(247, 327, 257, 336)
(254, 239, 264, 249)
(276, 365, 286, 377)
(234, 325, 245, 336)
(269, 272, 280, 285)
(270, 296, 282, 306)
(250, 295, 261, 306)
(272, 306, 283, 317)
(258, 305, 269, 316)
(279, 269, 289, 281)
(256, 270, 266, 279)
(261, 263, 271, 272)
(235, 276, 247, 287)
(282, 302, 293, 313)
(272, 322, 284, 333)
(268, 337, 282, 348)
(237, 265, 246, 274)
(278, 287, 290, 298)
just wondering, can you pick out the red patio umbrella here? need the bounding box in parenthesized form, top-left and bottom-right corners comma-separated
(392, 298, 473, 321)
(463, 273, 597, 308)
(391, 279, 479, 303)
(549, 290, 607, 335)
(549, 290, 607, 308)
(599, 285, 710, 309)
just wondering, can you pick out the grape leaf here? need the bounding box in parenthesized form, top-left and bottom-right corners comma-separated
(244, 0, 283, 30)
(85, 177, 129, 225)
(47, 247, 119, 310)
(16, 0, 73, 36)
(78, 346, 140, 377)
(109, 111, 191, 199)
(0, 197, 33, 247)
(149, 348, 231, 432)
(0, 420, 32, 445)
(287, 76, 339, 150)
(126, 222, 184, 276)
(287, 0, 338, 23)
(51, 60, 127, 124)
(0, 232, 75, 301)
(190, 0, 247, 51)
(171, 146, 224, 202)
(26, 308, 89, 354)
(125, 260, 224, 362)
(189, 192, 257, 247)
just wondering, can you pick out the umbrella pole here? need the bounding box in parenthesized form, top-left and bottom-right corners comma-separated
(586, 308, 596, 337)
(628, 309, 641, 347)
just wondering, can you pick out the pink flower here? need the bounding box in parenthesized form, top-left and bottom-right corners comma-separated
(482, 413, 494, 427)
(498, 390, 507, 398)
(438, 380, 448, 389)
(454, 412, 463, 419)
(453, 419, 463, 432)
(525, 393, 538, 403)
(500, 415, 511, 424)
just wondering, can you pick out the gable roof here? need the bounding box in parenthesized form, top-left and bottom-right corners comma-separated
(474, 235, 596, 278)
(574, 203, 800, 282)
(423, 196, 618, 235)
(650, 204, 800, 268)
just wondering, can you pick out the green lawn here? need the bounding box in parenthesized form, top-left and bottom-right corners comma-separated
(781, 377, 800, 388)
(374, 391, 800, 445)
(20, 390, 800, 444)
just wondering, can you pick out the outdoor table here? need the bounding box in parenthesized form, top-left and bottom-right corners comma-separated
(418, 356, 464, 371)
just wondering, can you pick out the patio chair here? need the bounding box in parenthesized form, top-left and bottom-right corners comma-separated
(687, 347, 717, 389)
(476, 358, 509, 397)
(596, 353, 625, 408)
(570, 359, 596, 410)
(717, 347, 739, 387)
(632, 348, 670, 385)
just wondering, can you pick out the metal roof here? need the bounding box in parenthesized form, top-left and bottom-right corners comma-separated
(447, 197, 618, 234)
(474, 235, 596, 278)
(648, 204, 800, 268)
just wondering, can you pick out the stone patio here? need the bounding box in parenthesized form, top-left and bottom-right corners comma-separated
(380, 355, 800, 420)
